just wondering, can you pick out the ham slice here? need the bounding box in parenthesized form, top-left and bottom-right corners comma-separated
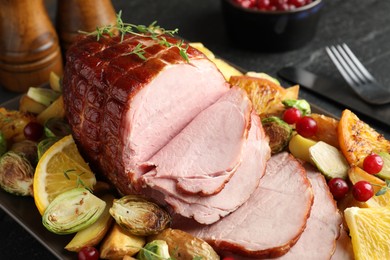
(141, 87, 252, 196)
(175, 152, 314, 258)
(144, 111, 270, 224)
(271, 164, 343, 260)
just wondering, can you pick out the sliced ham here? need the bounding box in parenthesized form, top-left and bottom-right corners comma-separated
(63, 34, 229, 194)
(175, 152, 314, 258)
(144, 111, 270, 224)
(141, 87, 252, 196)
(271, 164, 342, 260)
(331, 227, 354, 260)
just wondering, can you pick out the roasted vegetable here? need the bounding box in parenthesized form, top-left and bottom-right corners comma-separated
(0, 151, 34, 196)
(109, 195, 171, 236)
(309, 141, 349, 180)
(288, 133, 317, 162)
(19, 95, 47, 114)
(42, 188, 106, 235)
(65, 193, 115, 252)
(37, 137, 60, 159)
(262, 116, 292, 154)
(100, 223, 145, 259)
(149, 228, 220, 260)
(10, 140, 38, 166)
(0, 132, 6, 156)
(44, 118, 71, 138)
(36, 95, 65, 124)
(282, 99, 311, 116)
(137, 240, 171, 260)
(0, 107, 36, 143)
(27, 87, 61, 106)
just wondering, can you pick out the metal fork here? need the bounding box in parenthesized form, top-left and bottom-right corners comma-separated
(325, 43, 390, 105)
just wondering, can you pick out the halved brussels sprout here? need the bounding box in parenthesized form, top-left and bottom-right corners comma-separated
(282, 99, 311, 116)
(110, 195, 171, 236)
(137, 240, 171, 260)
(0, 151, 34, 196)
(44, 118, 71, 138)
(10, 140, 38, 166)
(262, 116, 292, 154)
(42, 188, 106, 235)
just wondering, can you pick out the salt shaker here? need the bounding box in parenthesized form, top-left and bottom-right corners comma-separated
(56, 0, 117, 52)
(0, 0, 63, 93)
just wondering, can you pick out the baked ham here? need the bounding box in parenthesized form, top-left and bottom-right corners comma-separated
(63, 34, 229, 195)
(175, 152, 314, 258)
(145, 111, 270, 224)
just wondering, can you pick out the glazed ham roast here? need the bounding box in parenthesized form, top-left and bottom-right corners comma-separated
(63, 33, 347, 258)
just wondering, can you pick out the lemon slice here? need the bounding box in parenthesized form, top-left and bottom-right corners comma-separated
(344, 206, 390, 260)
(33, 135, 96, 215)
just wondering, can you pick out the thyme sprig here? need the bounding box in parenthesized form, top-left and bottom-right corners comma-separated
(79, 11, 189, 62)
(374, 179, 390, 196)
(63, 169, 93, 193)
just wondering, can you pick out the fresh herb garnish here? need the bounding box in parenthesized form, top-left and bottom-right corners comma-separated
(79, 11, 189, 62)
(375, 179, 390, 196)
(63, 169, 93, 193)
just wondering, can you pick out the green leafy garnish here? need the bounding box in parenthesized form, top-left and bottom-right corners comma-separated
(375, 179, 390, 196)
(80, 11, 189, 62)
(63, 169, 93, 193)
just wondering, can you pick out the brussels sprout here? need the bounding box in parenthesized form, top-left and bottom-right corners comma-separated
(42, 188, 106, 235)
(262, 116, 293, 154)
(0, 132, 6, 156)
(37, 137, 60, 159)
(10, 140, 38, 166)
(0, 151, 34, 196)
(44, 118, 71, 138)
(110, 195, 171, 236)
(282, 99, 311, 116)
(137, 240, 171, 260)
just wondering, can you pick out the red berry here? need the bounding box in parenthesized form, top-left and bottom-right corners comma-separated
(363, 153, 384, 174)
(283, 107, 302, 124)
(257, 0, 272, 10)
(78, 246, 99, 260)
(23, 121, 44, 141)
(234, 0, 257, 8)
(223, 257, 236, 260)
(288, 0, 306, 8)
(295, 116, 318, 137)
(352, 181, 374, 202)
(328, 178, 349, 200)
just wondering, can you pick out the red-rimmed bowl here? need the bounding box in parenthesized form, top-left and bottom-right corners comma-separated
(221, 0, 324, 52)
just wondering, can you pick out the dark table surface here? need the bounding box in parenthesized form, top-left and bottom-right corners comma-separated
(1, 0, 390, 259)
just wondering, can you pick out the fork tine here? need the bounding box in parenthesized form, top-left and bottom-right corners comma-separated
(325, 46, 357, 86)
(340, 43, 375, 82)
(335, 44, 367, 84)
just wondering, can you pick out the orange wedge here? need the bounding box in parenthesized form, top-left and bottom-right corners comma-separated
(229, 75, 299, 116)
(338, 109, 390, 167)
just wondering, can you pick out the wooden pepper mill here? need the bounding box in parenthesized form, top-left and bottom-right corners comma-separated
(0, 0, 63, 93)
(56, 0, 117, 53)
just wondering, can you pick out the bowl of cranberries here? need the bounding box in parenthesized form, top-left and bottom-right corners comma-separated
(221, 0, 324, 51)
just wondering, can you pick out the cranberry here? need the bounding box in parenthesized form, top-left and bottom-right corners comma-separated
(289, 0, 306, 7)
(234, 0, 257, 8)
(257, 0, 272, 10)
(78, 246, 99, 260)
(363, 153, 384, 174)
(328, 178, 349, 200)
(352, 181, 374, 202)
(283, 107, 302, 124)
(295, 116, 318, 137)
(23, 121, 44, 141)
